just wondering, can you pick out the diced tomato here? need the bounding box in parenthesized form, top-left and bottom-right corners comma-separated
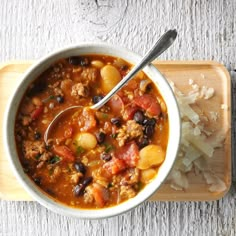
(31, 106, 44, 120)
(115, 141, 139, 167)
(53, 145, 75, 162)
(81, 108, 97, 131)
(103, 158, 126, 175)
(108, 95, 124, 114)
(92, 183, 109, 207)
(122, 104, 138, 121)
(126, 80, 138, 90)
(133, 94, 161, 117)
(103, 121, 113, 133)
(119, 68, 128, 77)
(64, 126, 73, 138)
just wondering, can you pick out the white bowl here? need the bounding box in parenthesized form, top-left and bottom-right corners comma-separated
(4, 43, 181, 219)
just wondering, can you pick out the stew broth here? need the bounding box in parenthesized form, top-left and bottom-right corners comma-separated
(15, 55, 169, 208)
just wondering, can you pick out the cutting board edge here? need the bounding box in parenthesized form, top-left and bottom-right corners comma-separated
(0, 60, 232, 202)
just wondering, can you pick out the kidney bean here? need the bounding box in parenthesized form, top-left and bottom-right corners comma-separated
(56, 95, 64, 103)
(100, 152, 112, 162)
(138, 137, 150, 149)
(68, 56, 89, 66)
(111, 117, 121, 127)
(95, 131, 106, 144)
(82, 176, 93, 186)
(143, 117, 156, 126)
(144, 125, 155, 137)
(74, 162, 86, 175)
(74, 184, 85, 197)
(92, 95, 104, 104)
(34, 131, 41, 140)
(34, 177, 41, 186)
(133, 110, 145, 124)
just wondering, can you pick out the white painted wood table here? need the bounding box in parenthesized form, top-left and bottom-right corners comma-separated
(1, 0, 236, 235)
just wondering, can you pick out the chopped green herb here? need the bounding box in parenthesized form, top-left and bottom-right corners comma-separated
(35, 154, 41, 160)
(42, 95, 55, 103)
(23, 168, 29, 173)
(107, 183, 113, 188)
(76, 146, 85, 155)
(111, 133, 118, 139)
(49, 156, 60, 164)
(103, 143, 114, 153)
(45, 145, 51, 151)
(49, 168, 54, 176)
(67, 165, 72, 173)
(102, 113, 108, 119)
(136, 182, 143, 191)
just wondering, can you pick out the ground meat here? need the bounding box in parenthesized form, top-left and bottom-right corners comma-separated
(36, 161, 45, 169)
(84, 186, 94, 204)
(49, 81, 60, 88)
(23, 141, 46, 159)
(21, 116, 32, 126)
(92, 168, 109, 188)
(70, 172, 83, 184)
(120, 185, 136, 200)
(36, 152, 53, 169)
(120, 168, 140, 186)
(71, 83, 90, 98)
(50, 166, 61, 182)
(39, 152, 53, 161)
(54, 87, 64, 97)
(20, 99, 35, 115)
(116, 120, 143, 146)
(80, 67, 98, 83)
(60, 79, 73, 93)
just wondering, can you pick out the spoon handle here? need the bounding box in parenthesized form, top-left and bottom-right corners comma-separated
(92, 29, 177, 110)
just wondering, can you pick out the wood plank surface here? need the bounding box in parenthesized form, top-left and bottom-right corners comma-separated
(1, 0, 236, 236)
(0, 61, 231, 202)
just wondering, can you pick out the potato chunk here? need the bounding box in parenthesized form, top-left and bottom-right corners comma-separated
(100, 65, 121, 93)
(140, 168, 157, 183)
(74, 132, 97, 150)
(137, 145, 165, 170)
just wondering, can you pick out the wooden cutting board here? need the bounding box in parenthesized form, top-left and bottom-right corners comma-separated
(0, 61, 231, 201)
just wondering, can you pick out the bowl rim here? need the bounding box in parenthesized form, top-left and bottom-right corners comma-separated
(3, 42, 181, 219)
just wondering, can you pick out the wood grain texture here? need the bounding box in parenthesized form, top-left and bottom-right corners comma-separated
(0, 0, 236, 235)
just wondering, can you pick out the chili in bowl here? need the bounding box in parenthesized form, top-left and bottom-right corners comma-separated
(4, 43, 181, 219)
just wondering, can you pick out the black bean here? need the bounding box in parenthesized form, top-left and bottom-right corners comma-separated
(82, 176, 93, 187)
(34, 131, 41, 140)
(74, 162, 86, 175)
(23, 168, 29, 173)
(27, 81, 46, 96)
(46, 188, 56, 197)
(146, 84, 152, 92)
(133, 110, 145, 124)
(121, 65, 128, 71)
(56, 95, 64, 103)
(92, 95, 104, 104)
(138, 137, 149, 149)
(68, 56, 89, 66)
(34, 177, 41, 186)
(143, 118, 156, 126)
(144, 125, 155, 137)
(74, 184, 85, 197)
(95, 131, 106, 144)
(100, 152, 112, 162)
(111, 117, 121, 127)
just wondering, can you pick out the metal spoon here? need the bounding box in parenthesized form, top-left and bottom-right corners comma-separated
(44, 29, 177, 142)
